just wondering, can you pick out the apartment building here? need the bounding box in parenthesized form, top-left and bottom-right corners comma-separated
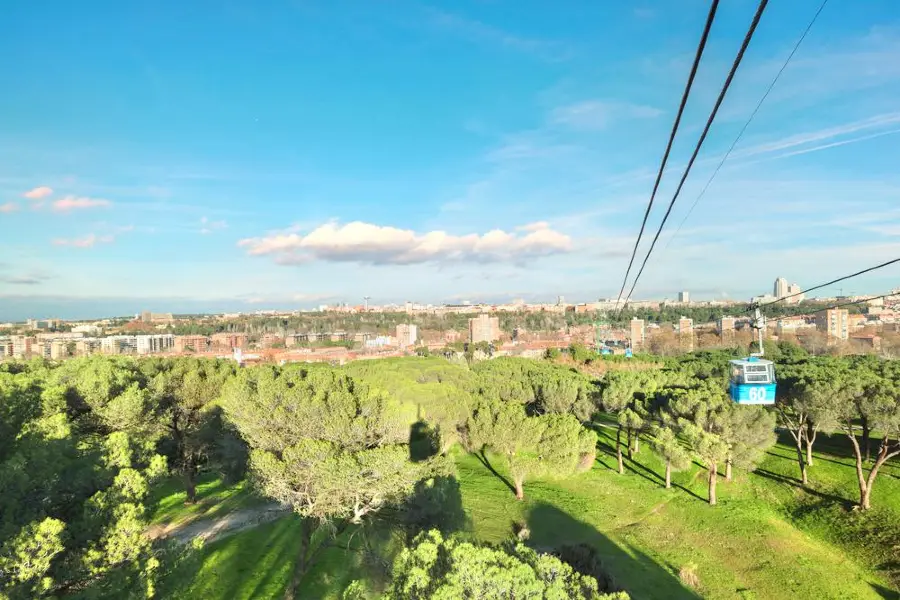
(12, 336, 34, 358)
(136, 334, 175, 355)
(718, 316, 735, 337)
(101, 336, 138, 355)
(468, 313, 500, 343)
(629, 318, 645, 349)
(816, 308, 849, 341)
(75, 339, 102, 356)
(396, 324, 418, 348)
(678, 316, 694, 352)
(211, 333, 248, 350)
(174, 335, 209, 353)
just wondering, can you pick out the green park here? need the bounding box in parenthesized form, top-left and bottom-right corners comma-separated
(1, 346, 899, 599)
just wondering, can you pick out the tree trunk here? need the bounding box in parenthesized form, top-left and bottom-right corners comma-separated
(616, 427, 624, 475)
(514, 476, 525, 501)
(184, 469, 197, 504)
(634, 435, 640, 455)
(626, 428, 633, 460)
(795, 438, 808, 485)
(725, 457, 733, 482)
(861, 417, 871, 462)
(708, 463, 718, 506)
(845, 426, 871, 511)
(861, 444, 900, 511)
(285, 518, 314, 600)
(804, 422, 816, 466)
(665, 460, 672, 489)
(860, 486, 872, 511)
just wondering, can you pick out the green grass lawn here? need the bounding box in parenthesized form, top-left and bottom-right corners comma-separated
(159, 511, 403, 599)
(148, 473, 267, 529)
(158, 426, 900, 599)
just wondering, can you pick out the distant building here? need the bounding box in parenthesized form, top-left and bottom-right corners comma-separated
(365, 336, 393, 348)
(629, 318, 645, 349)
(72, 324, 102, 336)
(718, 316, 735, 342)
(36, 332, 83, 341)
(34, 340, 69, 360)
(11, 335, 34, 358)
(848, 313, 868, 330)
(49, 340, 70, 359)
(776, 316, 815, 336)
(786, 283, 804, 303)
(74, 339, 102, 356)
(395, 324, 418, 348)
(174, 335, 209, 353)
(211, 333, 248, 350)
(718, 316, 735, 333)
(136, 334, 175, 355)
(678, 316, 694, 351)
(678, 291, 690, 304)
(774, 277, 789, 299)
(469, 313, 500, 343)
(816, 309, 849, 341)
(101, 335, 138, 355)
(850, 334, 882, 350)
(260, 333, 285, 348)
(751, 293, 777, 304)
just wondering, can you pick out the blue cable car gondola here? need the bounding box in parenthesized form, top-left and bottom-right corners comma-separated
(729, 306, 776, 405)
(729, 357, 775, 405)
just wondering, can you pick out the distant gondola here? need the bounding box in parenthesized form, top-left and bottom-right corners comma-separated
(729, 306, 776, 405)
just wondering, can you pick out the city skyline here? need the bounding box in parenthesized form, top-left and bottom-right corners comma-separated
(3, 1, 900, 319)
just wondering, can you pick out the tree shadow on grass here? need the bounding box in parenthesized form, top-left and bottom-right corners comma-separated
(157, 515, 302, 600)
(766, 448, 856, 470)
(752, 468, 852, 507)
(593, 429, 707, 503)
(472, 450, 516, 495)
(527, 502, 700, 600)
(870, 582, 899, 600)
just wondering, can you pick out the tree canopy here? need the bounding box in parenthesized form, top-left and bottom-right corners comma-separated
(377, 529, 630, 600)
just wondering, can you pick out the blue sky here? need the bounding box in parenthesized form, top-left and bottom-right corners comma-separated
(2, 0, 900, 319)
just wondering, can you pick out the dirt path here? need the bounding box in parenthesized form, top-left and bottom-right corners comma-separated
(148, 502, 291, 545)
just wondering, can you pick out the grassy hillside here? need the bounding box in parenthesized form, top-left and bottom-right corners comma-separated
(159, 423, 900, 599)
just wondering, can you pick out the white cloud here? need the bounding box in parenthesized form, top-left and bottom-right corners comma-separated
(517, 221, 550, 232)
(731, 112, 900, 160)
(52, 195, 112, 212)
(52, 234, 115, 248)
(550, 100, 663, 130)
(238, 221, 573, 266)
(768, 127, 900, 161)
(199, 216, 228, 234)
(23, 186, 53, 200)
(0, 202, 19, 213)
